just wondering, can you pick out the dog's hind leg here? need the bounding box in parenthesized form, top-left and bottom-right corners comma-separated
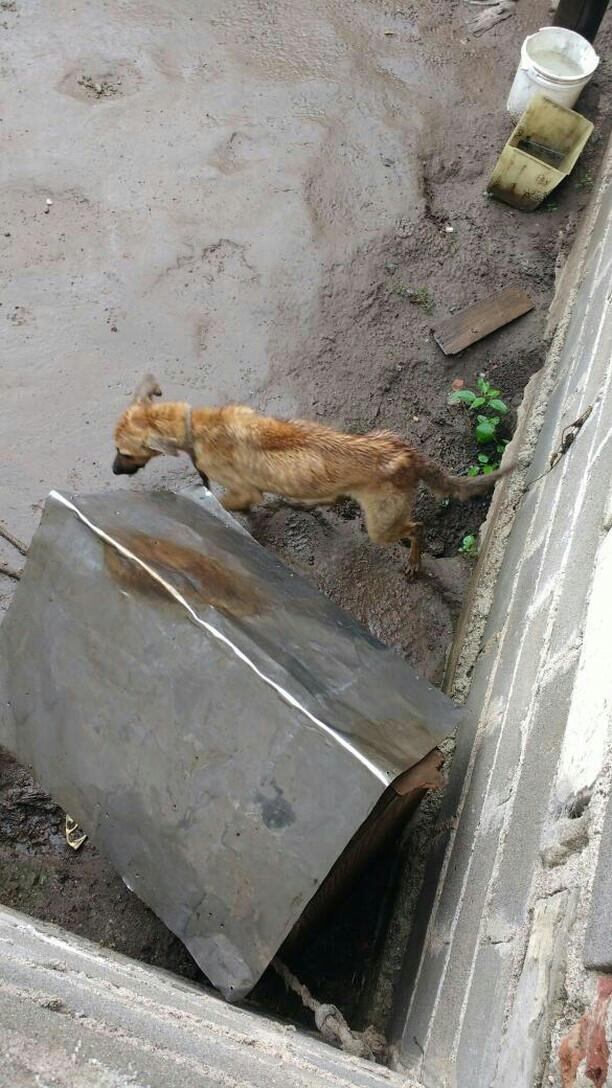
(221, 488, 263, 512)
(285, 495, 337, 509)
(400, 521, 424, 579)
(360, 487, 424, 578)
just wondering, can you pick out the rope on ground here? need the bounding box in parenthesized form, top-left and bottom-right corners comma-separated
(0, 520, 28, 581)
(0, 521, 28, 557)
(0, 560, 21, 581)
(272, 958, 388, 1063)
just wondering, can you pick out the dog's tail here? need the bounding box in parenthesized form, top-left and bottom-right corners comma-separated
(418, 456, 517, 500)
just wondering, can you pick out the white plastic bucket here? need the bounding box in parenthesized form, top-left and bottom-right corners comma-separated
(507, 26, 599, 120)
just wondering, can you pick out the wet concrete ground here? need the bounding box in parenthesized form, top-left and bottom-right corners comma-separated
(1, 0, 611, 1037)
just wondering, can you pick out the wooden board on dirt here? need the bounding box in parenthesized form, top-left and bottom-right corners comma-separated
(433, 286, 534, 356)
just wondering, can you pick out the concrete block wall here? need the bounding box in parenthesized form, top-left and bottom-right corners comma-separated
(393, 141, 612, 1088)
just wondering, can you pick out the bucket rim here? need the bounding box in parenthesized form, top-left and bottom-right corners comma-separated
(523, 25, 599, 82)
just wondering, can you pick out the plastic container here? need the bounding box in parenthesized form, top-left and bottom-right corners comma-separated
(507, 26, 599, 120)
(489, 94, 593, 211)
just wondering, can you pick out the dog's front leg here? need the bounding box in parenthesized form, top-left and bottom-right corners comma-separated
(190, 454, 210, 489)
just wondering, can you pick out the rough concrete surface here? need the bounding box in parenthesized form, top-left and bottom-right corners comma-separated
(393, 136, 612, 1088)
(496, 891, 576, 1088)
(1, 0, 612, 1055)
(0, 905, 411, 1088)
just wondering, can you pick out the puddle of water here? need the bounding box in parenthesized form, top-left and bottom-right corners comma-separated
(530, 48, 585, 79)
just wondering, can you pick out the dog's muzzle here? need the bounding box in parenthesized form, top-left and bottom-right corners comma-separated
(113, 453, 142, 476)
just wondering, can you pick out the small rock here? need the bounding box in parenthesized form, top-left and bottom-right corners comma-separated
(39, 996, 66, 1012)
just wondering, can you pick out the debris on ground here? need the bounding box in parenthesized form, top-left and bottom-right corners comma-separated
(433, 285, 534, 355)
(0, 520, 26, 581)
(0, 562, 21, 581)
(77, 74, 121, 98)
(466, 0, 517, 36)
(65, 815, 87, 851)
(0, 522, 27, 556)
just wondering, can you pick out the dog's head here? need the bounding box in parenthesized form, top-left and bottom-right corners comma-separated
(113, 374, 179, 476)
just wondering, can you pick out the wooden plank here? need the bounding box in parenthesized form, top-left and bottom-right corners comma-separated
(433, 286, 534, 356)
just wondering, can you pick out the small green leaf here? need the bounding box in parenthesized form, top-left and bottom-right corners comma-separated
(477, 376, 488, 393)
(486, 388, 501, 398)
(459, 533, 478, 557)
(477, 414, 488, 423)
(475, 419, 496, 444)
(490, 416, 501, 426)
(482, 464, 494, 475)
(449, 389, 476, 405)
(477, 453, 490, 464)
(470, 397, 486, 409)
(467, 465, 480, 477)
(488, 398, 508, 414)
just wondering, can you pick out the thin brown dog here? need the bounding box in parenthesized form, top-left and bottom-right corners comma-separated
(113, 375, 516, 577)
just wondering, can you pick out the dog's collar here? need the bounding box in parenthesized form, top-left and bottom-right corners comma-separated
(183, 404, 194, 453)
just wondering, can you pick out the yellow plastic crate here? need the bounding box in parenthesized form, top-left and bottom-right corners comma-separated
(489, 94, 593, 211)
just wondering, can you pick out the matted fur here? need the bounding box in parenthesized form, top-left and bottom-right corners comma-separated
(113, 375, 515, 576)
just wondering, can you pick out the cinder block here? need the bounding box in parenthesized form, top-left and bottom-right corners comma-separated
(584, 783, 612, 969)
(525, 337, 591, 486)
(572, 308, 612, 421)
(554, 530, 612, 813)
(484, 664, 576, 931)
(408, 606, 548, 1077)
(546, 438, 611, 663)
(484, 533, 547, 666)
(495, 891, 574, 1088)
(454, 939, 517, 1088)
(481, 501, 543, 644)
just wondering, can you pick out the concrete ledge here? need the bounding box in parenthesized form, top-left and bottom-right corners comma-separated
(0, 905, 410, 1088)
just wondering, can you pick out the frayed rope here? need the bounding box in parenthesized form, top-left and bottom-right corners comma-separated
(273, 958, 388, 1063)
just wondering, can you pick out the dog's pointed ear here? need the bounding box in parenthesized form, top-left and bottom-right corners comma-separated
(146, 435, 179, 457)
(132, 374, 162, 405)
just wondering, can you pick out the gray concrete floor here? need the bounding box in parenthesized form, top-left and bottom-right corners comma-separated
(1, 0, 425, 538)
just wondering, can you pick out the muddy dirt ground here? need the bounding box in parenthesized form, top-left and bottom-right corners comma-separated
(1, 0, 611, 1036)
